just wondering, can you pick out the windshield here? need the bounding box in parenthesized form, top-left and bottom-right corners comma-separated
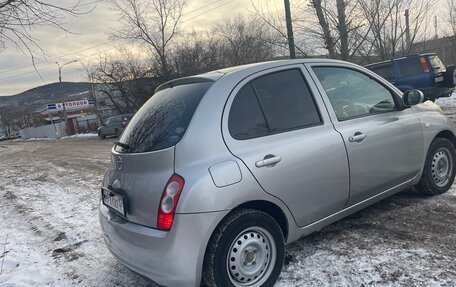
(117, 81, 213, 153)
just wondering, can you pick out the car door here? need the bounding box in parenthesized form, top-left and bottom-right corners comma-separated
(108, 117, 121, 135)
(222, 65, 350, 227)
(307, 64, 424, 206)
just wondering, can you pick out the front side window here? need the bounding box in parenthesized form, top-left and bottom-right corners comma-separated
(313, 67, 396, 120)
(229, 69, 321, 140)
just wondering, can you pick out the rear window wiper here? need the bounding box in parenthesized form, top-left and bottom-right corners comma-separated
(114, 141, 130, 150)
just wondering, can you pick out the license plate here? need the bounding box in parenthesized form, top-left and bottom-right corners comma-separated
(435, 76, 444, 83)
(101, 189, 126, 216)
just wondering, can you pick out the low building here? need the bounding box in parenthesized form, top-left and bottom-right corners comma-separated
(39, 99, 98, 135)
(411, 35, 456, 65)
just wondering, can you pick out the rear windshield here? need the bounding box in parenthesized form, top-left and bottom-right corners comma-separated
(428, 55, 445, 72)
(117, 81, 212, 153)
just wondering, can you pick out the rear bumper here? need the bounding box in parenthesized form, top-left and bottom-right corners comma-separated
(99, 203, 229, 287)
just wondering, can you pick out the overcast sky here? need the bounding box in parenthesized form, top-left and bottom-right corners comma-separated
(0, 0, 452, 97)
(0, 0, 251, 96)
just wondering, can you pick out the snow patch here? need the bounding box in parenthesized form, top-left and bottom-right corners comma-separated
(60, 133, 98, 139)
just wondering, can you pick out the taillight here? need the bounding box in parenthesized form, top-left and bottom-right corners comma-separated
(420, 57, 430, 72)
(157, 174, 185, 231)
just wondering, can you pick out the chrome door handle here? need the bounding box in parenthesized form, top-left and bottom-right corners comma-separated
(255, 155, 281, 168)
(349, 132, 367, 142)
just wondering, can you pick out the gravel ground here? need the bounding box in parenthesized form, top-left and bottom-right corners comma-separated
(1, 98, 456, 286)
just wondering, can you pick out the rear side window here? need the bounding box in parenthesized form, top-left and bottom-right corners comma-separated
(398, 58, 423, 75)
(229, 69, 321, 140)
(118, 82, 212, 153)
(228, 84, 269, 140)
(370, 64, 394, 80)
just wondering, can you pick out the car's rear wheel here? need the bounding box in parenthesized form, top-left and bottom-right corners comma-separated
(445, 65, 456, 88)
(98, 131, 105, 139)
(415, 137, 456, 195)
(203, 209, 285, 287)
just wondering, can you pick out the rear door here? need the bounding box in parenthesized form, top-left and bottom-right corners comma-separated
(307, 64, 424, 205)
(106, 117, 119, 135)
(223, 65, 349, 227)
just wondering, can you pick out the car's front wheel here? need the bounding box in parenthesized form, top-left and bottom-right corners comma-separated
(415, 137, 456, 195)
(203, 209, 285, 287)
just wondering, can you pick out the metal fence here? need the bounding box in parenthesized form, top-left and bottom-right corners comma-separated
(75, 115, 99, 134)
(20, 122, 67, 139)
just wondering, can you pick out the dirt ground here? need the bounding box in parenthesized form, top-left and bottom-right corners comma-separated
(0, 131, 456, 286)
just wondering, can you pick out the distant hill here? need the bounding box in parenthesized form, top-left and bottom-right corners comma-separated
(0, 82, 91, 111)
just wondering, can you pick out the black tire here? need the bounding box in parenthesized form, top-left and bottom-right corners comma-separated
(202, 209, 285, 287)
(445, 65, 456, 88)
(415, 137, 456, 195)
(98, 131, 105, 139)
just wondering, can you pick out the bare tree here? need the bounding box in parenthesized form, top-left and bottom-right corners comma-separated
(0, 0, 90, 66)
(307, 0, 369, 61)
(0, 107, 21, 135)
(214, 16, 279, 66)
(447, 0, 456, 36)
(251, 0, 311, 57)
(114, 0, 185, 79)
(310, 0, 336, 58)
(91, 49, 157, 116)
(360, 0, 437, 60)
(174, 32, 223, 77)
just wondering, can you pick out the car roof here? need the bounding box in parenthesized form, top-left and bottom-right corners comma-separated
(156, 58, 350, 92)
(366, 53, 438, 67)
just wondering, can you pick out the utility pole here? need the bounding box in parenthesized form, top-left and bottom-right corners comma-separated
(405, 9, 411, 50)
(78, 61, 101, 125)
(284, 0, 296, 59)
(434, 16, 438, 39)
(55, 60, 77, 137)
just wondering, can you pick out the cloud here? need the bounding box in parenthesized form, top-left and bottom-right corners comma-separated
(1, 0, 252, 96)
(1, 0, 450, 97)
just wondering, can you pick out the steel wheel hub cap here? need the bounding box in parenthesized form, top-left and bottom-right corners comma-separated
(431, 148, 453, 187)
(227, 227, 276, 286)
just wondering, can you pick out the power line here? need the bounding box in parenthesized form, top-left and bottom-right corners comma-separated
(183, 0, 226, 16)
(1, 0, 233, 76)
(182, 0, 238, 23)
(78, 0, 106, 7)
(1, 0, 240, 80)
(0, 44, 120, 82)
(0, 40, 114, 75)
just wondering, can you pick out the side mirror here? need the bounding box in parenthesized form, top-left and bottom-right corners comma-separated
(403, 90, 424, 106)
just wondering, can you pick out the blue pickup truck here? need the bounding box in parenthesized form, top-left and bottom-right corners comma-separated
(366, 53, 455, 101)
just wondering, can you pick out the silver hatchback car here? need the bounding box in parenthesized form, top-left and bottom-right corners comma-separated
(99, 59, 456, 287)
